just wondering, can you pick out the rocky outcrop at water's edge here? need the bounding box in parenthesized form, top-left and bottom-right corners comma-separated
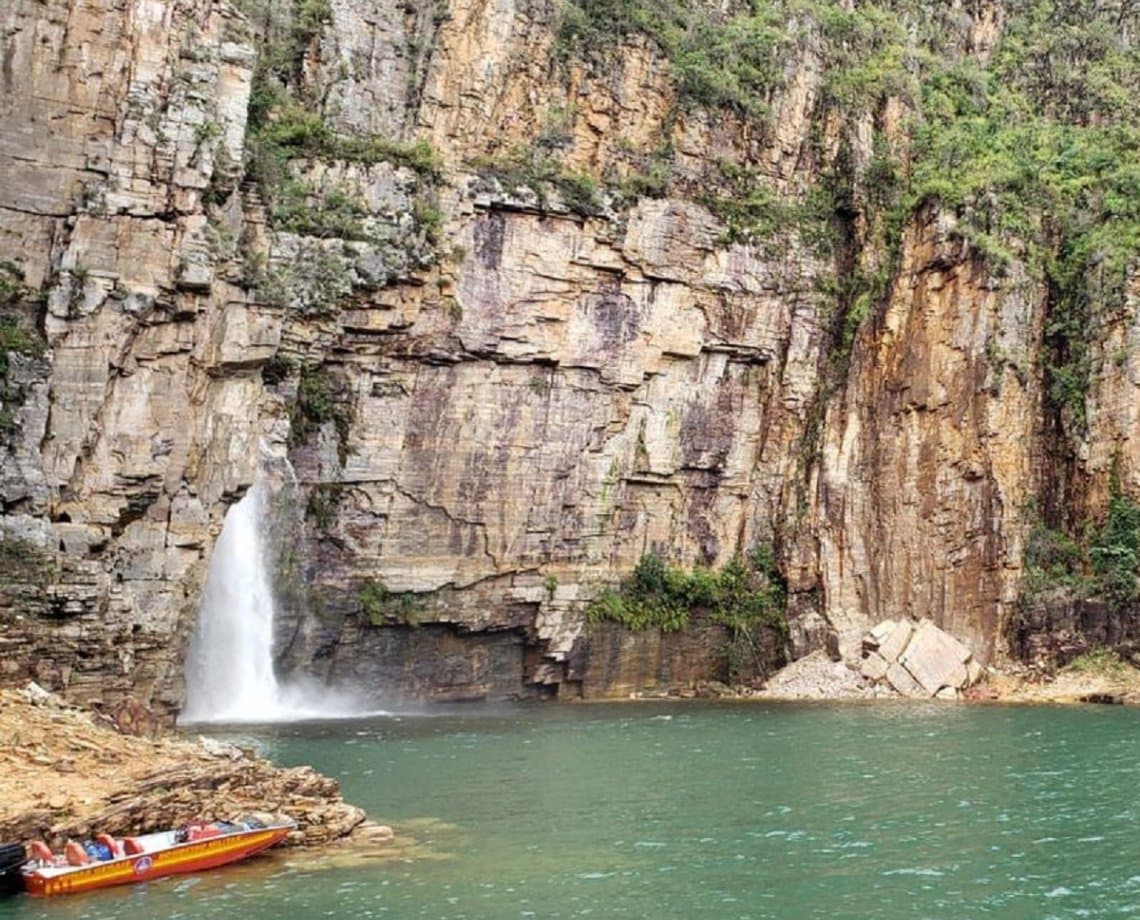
(0, 685, 371, 851)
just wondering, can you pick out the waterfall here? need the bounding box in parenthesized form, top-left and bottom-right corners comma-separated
(179, 480, 384, 724)
(180, 483, 284, 723)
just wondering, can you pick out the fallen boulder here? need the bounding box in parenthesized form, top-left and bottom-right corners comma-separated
(859, 618, 984, 699)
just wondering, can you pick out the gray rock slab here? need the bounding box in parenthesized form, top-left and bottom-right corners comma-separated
(899, 619, 973, 694)
(886, 662, 926, 698)
(878, 619, 914, 663)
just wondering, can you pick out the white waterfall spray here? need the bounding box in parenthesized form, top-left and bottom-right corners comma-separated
(180, 483, 284, 723)
(179, 480, 383, 724)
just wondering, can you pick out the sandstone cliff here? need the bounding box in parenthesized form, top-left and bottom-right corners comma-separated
(2, 0, 1138, 713)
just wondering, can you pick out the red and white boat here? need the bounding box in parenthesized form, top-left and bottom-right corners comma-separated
(20, 817, 294, 897)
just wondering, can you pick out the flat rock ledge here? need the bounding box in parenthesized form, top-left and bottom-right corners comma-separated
(0, 684, 368, 850)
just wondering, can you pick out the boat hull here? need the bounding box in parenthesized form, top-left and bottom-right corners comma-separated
(1, 843, 25, 896)
(23, 826, 291, 897)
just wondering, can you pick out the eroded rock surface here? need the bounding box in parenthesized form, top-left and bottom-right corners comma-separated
(0, 686, 365, 848)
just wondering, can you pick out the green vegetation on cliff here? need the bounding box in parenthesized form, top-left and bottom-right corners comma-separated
(228, 0, 443, 271)
(1065, 648, 1131, 678)
(289, 364, 353, 464)
(556, 0, 1139, 436)
(587, 548, 787, 634)
(468, 145, 603, 216)
(1023, 483, 1140, 612)
(556, 0, 789, 118)
(0, 265, 46, 437)
(358, 578, 427, 626)
(588, 549, 788, 682)
(903, 4, 1140, 437)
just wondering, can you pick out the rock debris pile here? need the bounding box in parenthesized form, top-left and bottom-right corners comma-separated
(759, 618, 987, 700)
(859, 619, 985, 699)
(758, 650, 878, 700)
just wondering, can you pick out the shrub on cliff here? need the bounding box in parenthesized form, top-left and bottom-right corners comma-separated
(357, 578, 427, 626)
(587, 549, 787, 634)
(1090, 490, 1140, 607)
(289, 364, 353, 465)
(1021, 485, 1140, 612)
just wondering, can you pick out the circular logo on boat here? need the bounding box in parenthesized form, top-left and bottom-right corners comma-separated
(133, 856, 153, 874)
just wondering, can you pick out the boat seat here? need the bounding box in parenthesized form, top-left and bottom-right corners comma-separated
(95, 833, 124, 858)
(187, 824, 223, 842)
(64, 841, 90, 866)
(122, 837, 145, 856)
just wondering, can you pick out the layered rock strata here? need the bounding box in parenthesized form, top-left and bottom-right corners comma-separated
(1, 0, 1138, 712)
(0, 685, 365, 848)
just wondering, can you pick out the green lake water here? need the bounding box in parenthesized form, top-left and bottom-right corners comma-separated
(5, 700, 1140, 918)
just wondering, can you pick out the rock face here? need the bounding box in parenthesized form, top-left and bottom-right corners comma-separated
(1, 0, 1138, 712)
(579, 622, 783, 699)
(817, 215, 1035, 661)
(0, 0, 270, 713)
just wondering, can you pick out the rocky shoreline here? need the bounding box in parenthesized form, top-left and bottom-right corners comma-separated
(0, 685, 380, 853)
(752, 649, 1140, 706)
(629, 635, 1140, 707)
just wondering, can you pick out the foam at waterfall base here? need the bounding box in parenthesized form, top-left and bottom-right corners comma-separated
(178, 680, 391, 726)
